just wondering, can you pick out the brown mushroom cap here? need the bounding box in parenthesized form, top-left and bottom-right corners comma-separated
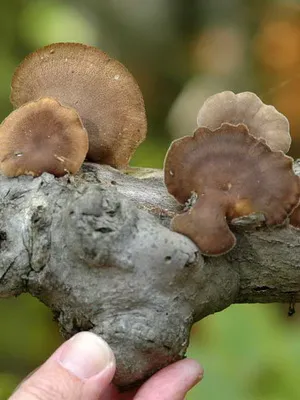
(290, 206, 300, 228)
(0, 97, 88, 177)
(289, 186, 300, 228)
(10, 42, 147, 168)
(197, 91, 291, 153)
(171, 189, 237, 256)
(164, 123, 300, 256)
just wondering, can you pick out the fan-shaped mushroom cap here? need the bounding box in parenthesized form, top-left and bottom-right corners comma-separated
(197, 91, 291, 153)
(164, 123, 300, 256)
(0, 97, 88, 177)
(10, 42, 147, 168)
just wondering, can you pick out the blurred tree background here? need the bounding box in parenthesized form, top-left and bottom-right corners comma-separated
(1, 0, 300, 398)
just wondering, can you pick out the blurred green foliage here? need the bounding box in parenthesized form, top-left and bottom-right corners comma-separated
(0, 295, 62, 398)
(1, 0, 300, 398)
(188, 305, 300, 399)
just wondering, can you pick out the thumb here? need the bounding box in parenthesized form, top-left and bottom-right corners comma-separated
(10, 332, 116, 400)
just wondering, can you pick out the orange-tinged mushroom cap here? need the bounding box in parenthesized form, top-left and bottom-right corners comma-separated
(164, 123, 300, 255)
(10, 42, 147, 168)
(197, 91, 291, 153)
(0, 97, 88, 177)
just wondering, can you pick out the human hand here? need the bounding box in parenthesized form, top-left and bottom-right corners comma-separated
(10, 332, 203, 400)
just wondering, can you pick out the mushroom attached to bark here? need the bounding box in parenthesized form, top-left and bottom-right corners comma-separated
(290, 205, 300, 229)
(197, 91, 291, 153)
(10, 42, 147, 168)
(164, 123, 300, 256)
(289, 173, 300, 229)
(0, 97, 88, 177)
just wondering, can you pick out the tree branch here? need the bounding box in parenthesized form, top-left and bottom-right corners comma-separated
(0, 162, 299, 388)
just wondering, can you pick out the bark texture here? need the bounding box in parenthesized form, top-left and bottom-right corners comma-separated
(0, 162, 299, 388)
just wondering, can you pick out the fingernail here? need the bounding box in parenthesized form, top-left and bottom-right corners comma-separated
(59, 332, 114, 379)
(186, 359, 204, 385)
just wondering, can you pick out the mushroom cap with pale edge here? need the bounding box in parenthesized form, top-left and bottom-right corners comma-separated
(10, 42, 147, 168)
(0, 97, 88, 177)
(197, 91, 291, 153)
(164, 123, 300, 256)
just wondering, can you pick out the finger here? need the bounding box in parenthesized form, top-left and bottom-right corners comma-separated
(101, 384, 138, 400)
(10, 332, 116, 400)
(134, 358, 203, 400)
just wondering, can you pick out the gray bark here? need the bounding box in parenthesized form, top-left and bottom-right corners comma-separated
(0, 162, 299, 388)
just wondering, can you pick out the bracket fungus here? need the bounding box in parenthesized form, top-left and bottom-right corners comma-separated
(10, 42, 147, 168)
(290, 198, 300, 229)
(290, 207, 300, 229)
(164, 123, 300, 256)
(0, 97, 88, 177)
(197, 91, 291, 153)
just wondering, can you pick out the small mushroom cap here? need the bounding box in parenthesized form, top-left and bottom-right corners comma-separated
(197, 91, 291, 153)
(0, 97, 88, 177)
(164, 123, 300, 255)
(10, 42, 147, 168)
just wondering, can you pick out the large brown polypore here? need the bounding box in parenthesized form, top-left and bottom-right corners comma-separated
(0, 97, 88, 177)
(164, 123, 300, 255)
(10, 42, 147, 168)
